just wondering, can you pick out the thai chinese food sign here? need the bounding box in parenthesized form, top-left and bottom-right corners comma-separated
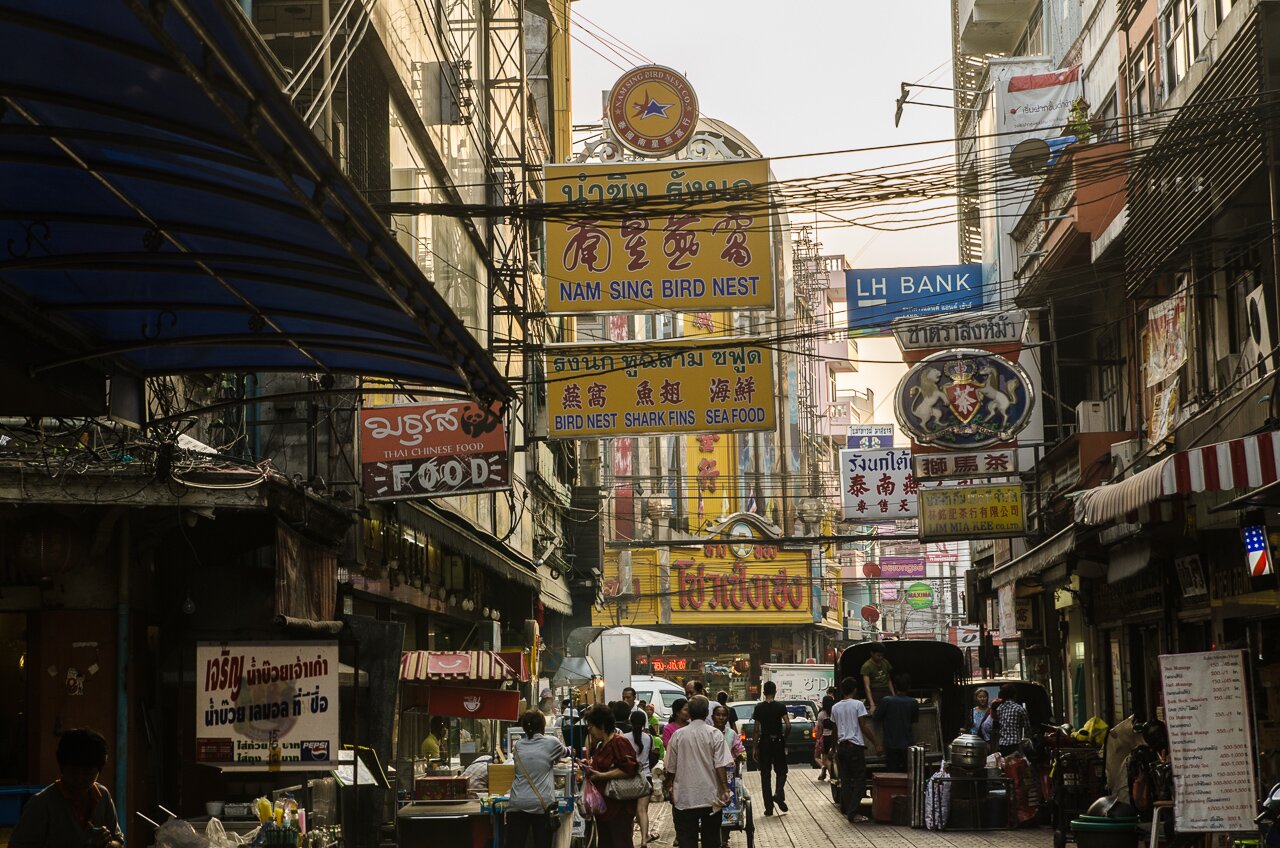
(358, 401, 509, 501)
(195, 641, 339, 771)
(917, 484, 1026, 542)
(545, 339, 775, 438)
(543, 160, 774, 313)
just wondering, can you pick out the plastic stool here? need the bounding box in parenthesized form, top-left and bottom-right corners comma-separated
(1149, 801, 1174, 848)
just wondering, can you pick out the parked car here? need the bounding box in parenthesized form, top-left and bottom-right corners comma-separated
(629, 674, 688, 720)
(730, 699, 819, 771)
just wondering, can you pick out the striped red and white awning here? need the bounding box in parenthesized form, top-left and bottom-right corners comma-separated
(399, 650, 524, 683)
(1075, 431, 1280, 526)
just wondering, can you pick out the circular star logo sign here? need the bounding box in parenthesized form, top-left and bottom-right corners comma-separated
(606, 65, 699, 157)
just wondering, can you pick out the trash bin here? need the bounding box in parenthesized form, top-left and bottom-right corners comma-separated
(1071, 817, 1140, 848)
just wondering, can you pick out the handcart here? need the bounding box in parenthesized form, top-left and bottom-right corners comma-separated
(1049, 747, 1106, 848)
(720, 768, 755, 848)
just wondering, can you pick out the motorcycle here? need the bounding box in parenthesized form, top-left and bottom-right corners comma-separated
(1255, 782, 1280, 848)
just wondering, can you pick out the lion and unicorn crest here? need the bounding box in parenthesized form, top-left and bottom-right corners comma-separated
(904, 354, 1027, 444)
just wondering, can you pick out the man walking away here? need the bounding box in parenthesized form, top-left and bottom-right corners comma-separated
(833, 676, 877, 824)
(874, 672, 918, 772)
(752, 680, 791, 815)
(665, 695, 732, 848)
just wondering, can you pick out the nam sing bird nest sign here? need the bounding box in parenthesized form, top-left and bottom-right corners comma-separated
(894, 348, 1035, 449)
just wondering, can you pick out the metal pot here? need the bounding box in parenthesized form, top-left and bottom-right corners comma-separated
(950, 733, 988, 769)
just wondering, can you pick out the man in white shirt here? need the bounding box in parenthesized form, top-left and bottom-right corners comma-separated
(664, 695, 732, 848)
(832, 676, 879, 824)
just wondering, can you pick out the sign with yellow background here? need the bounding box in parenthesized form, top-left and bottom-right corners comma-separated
(545, 339, 775, 439)
(544, 160, 774, 313)
(683, 313, 739, 531)
(917, 484, 1026, 541)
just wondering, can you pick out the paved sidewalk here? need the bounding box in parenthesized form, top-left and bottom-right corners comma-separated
(645, 767, 1053, 848)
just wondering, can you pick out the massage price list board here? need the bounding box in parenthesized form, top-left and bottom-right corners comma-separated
(1158, 650, 1257, 832)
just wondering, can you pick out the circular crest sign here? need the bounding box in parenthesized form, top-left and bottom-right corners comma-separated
(906, 582, 934, 610)
(606, 65, 699, 157)
(894, 348, 1035, 449)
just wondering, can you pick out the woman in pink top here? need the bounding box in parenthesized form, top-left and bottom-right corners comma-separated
(661, 698, 689, 746)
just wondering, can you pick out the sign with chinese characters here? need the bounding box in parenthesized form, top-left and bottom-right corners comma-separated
(847, 424, 894, 450)
(913, 448, 1018, 480)
(1159, 650, 1258, 831)
(359, 401, 508, 501)
(892, 310, 1027, 351)
(840, 448, 921, 519)
(846, 264, 984, 334)
(917, 484, 1027, 542)
(895, 348, 1036, 449)
(545, 339, 775, 438)
(195, 642, 338, 771)
(605, 65, 699, 157)
(544, 160, 773, 313)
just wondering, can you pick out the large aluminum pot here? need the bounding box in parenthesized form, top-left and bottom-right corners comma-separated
(950, 733, 988, 769)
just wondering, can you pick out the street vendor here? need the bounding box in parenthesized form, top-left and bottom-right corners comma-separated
(419, 716, 448, 762)
(861, 645, 896, 709)
(9, 728, 123, 848)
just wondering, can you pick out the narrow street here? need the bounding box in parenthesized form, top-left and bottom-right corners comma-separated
(646, 769, 1052, 848)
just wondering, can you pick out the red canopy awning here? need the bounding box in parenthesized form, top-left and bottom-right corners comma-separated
(1075, 431, 1280, 525)
(399, 650, 528, 684)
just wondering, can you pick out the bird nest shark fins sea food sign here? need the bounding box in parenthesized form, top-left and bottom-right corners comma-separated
(894, 348, 1036, 449)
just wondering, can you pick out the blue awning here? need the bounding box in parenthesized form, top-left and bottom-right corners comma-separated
(0, 0, 511, 406)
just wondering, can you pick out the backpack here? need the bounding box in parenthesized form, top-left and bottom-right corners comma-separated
(1127, 746, 1161, 817)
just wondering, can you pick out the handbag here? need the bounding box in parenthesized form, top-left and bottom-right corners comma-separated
(605, 772, 651, 801)
(514, 742, 561, 832)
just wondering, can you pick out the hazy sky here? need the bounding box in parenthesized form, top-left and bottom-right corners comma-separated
(567, 0, 960, 270)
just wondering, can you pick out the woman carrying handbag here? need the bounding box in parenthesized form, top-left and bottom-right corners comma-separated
(509, 711, 565, 848)
(583, 705, 642, 848)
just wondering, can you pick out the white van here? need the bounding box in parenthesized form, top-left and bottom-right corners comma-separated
(628, 675, 686, 719)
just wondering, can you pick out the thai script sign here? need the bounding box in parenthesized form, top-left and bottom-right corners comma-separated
(879, 556, 926, 579)
(893, 310, 1027, 351)
(1000, 66, 1080, 136)
(1159, 650, 1258, 832)
(840, 448, 920, 519)
(1145, 287, 1189, 387)
(913, 448, 1018, 480)
(895, 348, 1036, 449)
(847, 424, 894, 450)
(544, 160, 773, 313)
(669, 553, 812, 625)
(545, 339, 775, 438)
(918, 484, 1027, 541)
(605, 65, 699, 157)
(359, 401, 508, 501)
(195, 641, 338, 770)
(846, 264, 983, 333)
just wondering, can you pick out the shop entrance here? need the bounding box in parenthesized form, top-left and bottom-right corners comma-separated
(0, 613, 28, 783)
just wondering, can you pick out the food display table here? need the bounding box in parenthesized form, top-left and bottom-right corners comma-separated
(396, 797, 573, 848)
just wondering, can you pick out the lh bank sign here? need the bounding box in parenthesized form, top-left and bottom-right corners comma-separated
(846, 264, 983, 334)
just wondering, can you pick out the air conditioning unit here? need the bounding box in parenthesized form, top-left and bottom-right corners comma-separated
(1075, 400, 1108, 433)
(1110, 438, 1141, 479)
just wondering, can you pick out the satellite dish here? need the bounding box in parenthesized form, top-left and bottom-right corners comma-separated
(1009, 138, 1051, 176)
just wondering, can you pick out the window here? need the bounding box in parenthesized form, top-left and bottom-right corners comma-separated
(1162, 0, 1201, 94)
(1215, 0, 1236, 24)
(1127, 38, 1156, 118)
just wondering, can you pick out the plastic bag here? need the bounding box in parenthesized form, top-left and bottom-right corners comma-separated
(205, 818, 260, 848)
(924, 764, 950, 830)
(581, 778, 607, 818)
(1074, 716, 1109, 747)
(155, 818, 211, 848)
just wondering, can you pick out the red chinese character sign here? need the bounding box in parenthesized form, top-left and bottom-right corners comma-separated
(894, 348, 1036, 449)
(544, 161, 774, 313)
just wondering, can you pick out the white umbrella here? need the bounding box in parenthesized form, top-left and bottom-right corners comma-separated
(601, 626, 696, 648)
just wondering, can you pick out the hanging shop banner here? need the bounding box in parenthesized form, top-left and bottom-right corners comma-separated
(195, 642, 339, 771)
(847, 424, 894, 450)
(892, 309, 1027, 352)
(895, 348, 1036, 449)
(917, 484, 1026, 542)
(913, 447, 1018, 480)
(879, 556, 926, 579)
(846, 264, 983, 334)
(605, 65, 700, 157)
(544, 160, 773, 314)
(1150, 376, 1180, 443)
(1000, 66, 1081, 136)
(545, 339, 775, 438)
(359, 401, 509, 501)
(1145, 288, 1189, 387)
(1159, 650, 1258, 832)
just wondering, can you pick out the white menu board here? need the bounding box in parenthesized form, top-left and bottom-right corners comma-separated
(1159, 650, 1258, 831)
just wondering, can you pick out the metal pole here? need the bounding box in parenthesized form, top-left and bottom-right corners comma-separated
(115, 513, 130, 840)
